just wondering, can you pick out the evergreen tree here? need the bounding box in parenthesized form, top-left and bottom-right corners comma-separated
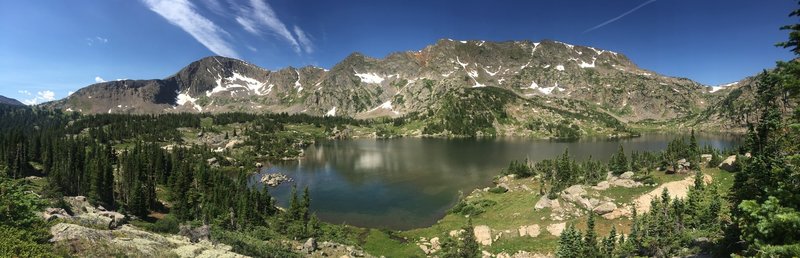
(459, 218, 481, 258)
(581, 213, 600, 257)
(610, 144, 628, 175)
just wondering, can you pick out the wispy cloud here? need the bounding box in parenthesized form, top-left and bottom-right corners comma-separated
(142, 0, 239, 58)
(22, 90, 56, 105)
(234, 0, 312, 54)
(95, 76, 106, 83)
(86, 36, 109, 46)
(584, 0, 656, 33)
(293, 26, 314, 54)
(18, 90, 31, 96)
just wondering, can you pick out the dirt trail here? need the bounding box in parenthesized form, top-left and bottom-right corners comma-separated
(634, 174, 712, 213)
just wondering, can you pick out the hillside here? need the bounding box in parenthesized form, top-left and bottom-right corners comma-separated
(0, 95, 23, 106)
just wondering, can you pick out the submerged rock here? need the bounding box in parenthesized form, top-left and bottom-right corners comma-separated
(260, 173, 293, 187)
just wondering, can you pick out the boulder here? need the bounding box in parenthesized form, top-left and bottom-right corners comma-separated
(473, 225, 492, 246)
(518, 225, 540, 237)
(546, 223, 566, 237)
(43, 208, 71, 222)
(718, 155, 737, 172)
(592, 202, 617, 215)
(303, 238, 318, 254)
(611, 179, 642, 188)
(497, 183, 511, 192)
(179, 225, 210, 243)
(562, 185, 587, 196)
(700, 154, 712, 162)
(619, 171, 635, 179)
(592, 181, 610, 191)
(430, 237, 441, 252)
(534, 196, 555, 210)
(418, 244, 429, 254)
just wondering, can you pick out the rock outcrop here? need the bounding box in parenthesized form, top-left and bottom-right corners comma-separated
(49, 223, 246, 257)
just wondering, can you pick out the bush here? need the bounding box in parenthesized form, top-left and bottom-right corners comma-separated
(211, 228, 299, 258)
(449, 199, 498, 216)
(488, 186, 508, 194)
(145, 215, 179, 234)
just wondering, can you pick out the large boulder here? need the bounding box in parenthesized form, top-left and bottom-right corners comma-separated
(718, 155, 737, 172)
(619, 171, 635, 179)
(303, 238, 318, 254)
(179, 225, 210, 243)
(534, 196, 558, 210)
(592, 181, 610, 191)
(518, 225, 540, 237)
(592, 202, 617, 215)
(562, 185, 587, 196)
(611, 179, 642, 188)
(473, 225, 492, 246)
(42, 208, 71, 222)
(546, 223, 566, 237)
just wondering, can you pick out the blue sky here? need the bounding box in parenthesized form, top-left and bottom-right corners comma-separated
(0, 0, 796, 104)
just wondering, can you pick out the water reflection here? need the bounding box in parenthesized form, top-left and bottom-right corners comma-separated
(251, 133, 740, 230)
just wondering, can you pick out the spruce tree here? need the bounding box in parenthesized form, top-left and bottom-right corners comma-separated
(460, 218, 481, 258)
(610, 144, 628, 175)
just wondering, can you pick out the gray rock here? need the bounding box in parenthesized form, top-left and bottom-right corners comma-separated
(700, 154, 712, 162)
(718, 155, 737, 172)
(179, 225, 210, 243)
(592, 202, 617, 215)
(303, 238, 318, 254)
(592, 181, 610, 190)
(611, 179, 642, 188)
(619, 171, 634, 179)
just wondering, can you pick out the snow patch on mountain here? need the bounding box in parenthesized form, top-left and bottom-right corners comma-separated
(294, 70, 303, 93)
(325, 106, 337, 117)
(355, 73, 385, 84)
(176, 92, 202, 112)
(709, 81, 738, 93)
(579, 59, 596, 68)
(206, 72, 266, 97)
(368, 100, 399, 114)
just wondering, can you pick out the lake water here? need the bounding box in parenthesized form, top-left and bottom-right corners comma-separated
(251, 133, 740, 230)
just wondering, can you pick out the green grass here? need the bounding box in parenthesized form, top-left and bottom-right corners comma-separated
(362, 229, 424, 258)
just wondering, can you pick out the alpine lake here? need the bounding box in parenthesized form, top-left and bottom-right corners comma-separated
(251, 133, 740, 230)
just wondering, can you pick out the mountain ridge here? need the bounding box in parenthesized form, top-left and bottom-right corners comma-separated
(45, 38, 755, 134)
(0, 95, 24, 106)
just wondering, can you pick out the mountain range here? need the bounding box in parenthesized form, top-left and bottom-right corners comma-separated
(45, 39, 756, 134)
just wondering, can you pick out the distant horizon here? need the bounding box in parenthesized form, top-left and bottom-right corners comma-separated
(0, 0, 795, 104)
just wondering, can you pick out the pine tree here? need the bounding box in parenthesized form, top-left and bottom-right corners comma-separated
(460, 218, 481, 258)
(581, 213, 600, 257)
(610, 144, 628, 175)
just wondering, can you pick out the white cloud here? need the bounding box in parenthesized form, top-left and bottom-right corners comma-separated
(22, 90, 56, 105)
(142, 0, 239, 58)
(68, 91, 74, 96)
(38, 91, 55, 101)
(18, 90, 31, 96)
(293, 25, 314, 54)
(95, 76, 106, 83)
(234, 0, 302, 54)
